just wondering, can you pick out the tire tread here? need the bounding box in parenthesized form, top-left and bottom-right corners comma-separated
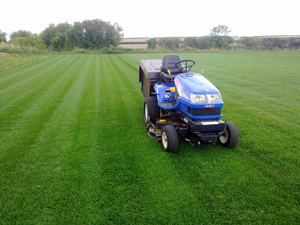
(144, 97, 160, 123)
(162, 125, 179, 153)
(224, 122, 239, 148)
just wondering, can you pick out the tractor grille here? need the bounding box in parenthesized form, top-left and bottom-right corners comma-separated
(189, 107, 222, 117)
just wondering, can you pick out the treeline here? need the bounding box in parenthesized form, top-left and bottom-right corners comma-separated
(1, 23, 300, 53)
(0, 19, 123, 51)
(237, 37, 300, 50)
(145, 25, 300, 51)
(147, 36, 300, 51)
(146, 25, 235, 51)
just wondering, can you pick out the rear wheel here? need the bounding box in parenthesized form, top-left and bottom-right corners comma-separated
(161, 125, 179, 153)
(219, 122, 239, 148)
(144, 97, 160, 124)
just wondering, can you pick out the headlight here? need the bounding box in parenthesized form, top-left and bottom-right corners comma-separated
(190, 94, 206, 103)
(207, 94, 222, 102)
(190, 93, 222, 103)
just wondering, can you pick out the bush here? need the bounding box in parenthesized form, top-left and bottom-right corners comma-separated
(198, 36, 212, 50)
(184, 36, 232, 50)
(183, 37, 198, 48)
(0, 43, 48, 54)
(147, 38, 157, 50)
(10, 35, 45, 50)
(238, 37, 262, 50)
(261, 38, 288, 50)
(288, 38, 300, 49)
(158, 38, 181, 50)
(209, 35, 234, 50)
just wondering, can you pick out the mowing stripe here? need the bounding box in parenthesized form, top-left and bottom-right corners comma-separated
(78, 55, 206, 222)
(0, 55, 86, 165)
(0, 55, 78, 114)
(0, 55, 67, 84)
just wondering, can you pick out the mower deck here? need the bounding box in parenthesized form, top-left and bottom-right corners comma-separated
(148, 115, 227, 147)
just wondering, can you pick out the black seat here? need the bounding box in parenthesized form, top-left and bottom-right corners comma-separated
(162, 55, 182, 75)
(161, 55, 183, 83)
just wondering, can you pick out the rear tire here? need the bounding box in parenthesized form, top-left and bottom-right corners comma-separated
(144, 97, 160, 124)
(161, 125, 179, 153)
(219, 122, 239, 148)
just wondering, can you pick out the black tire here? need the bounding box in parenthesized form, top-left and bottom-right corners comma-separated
(161, 125, 179, 153)
(144, 97, 160, 124)
(219, 122, 239, 148)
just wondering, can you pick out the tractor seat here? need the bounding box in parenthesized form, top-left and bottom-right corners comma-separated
(161, 55, 183, 82)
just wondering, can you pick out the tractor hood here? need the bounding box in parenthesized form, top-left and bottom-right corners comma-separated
(175, 73, 219, 95)
(174, 72, 223, 106)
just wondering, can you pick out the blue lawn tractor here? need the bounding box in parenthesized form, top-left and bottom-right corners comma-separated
(139, 55, 239, 153)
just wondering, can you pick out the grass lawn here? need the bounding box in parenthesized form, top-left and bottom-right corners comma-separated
(0, 52, 299, 224)
(0, 53, 50, 73)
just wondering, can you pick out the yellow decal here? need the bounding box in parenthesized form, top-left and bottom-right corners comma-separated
(168, 70, 171, 75)
(170, 87, 175, 92)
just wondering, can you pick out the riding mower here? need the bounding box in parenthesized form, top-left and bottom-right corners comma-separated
(139, 55, 239, 153)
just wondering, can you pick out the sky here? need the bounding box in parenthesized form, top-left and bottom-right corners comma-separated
(1, 0, 299, 40)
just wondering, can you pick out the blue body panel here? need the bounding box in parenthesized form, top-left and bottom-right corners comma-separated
(154, 72, 224, 119)
(154, 83, 176, 110)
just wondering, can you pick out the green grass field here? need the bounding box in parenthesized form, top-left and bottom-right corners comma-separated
(0, 54, 50, 73)
(0, 52, 299, 224)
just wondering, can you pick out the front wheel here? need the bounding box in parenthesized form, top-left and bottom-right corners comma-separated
(219, 122, 239, 148)
(161, 125, 179, 153)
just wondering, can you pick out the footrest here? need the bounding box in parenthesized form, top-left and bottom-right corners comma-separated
(158, 103, 175, 110)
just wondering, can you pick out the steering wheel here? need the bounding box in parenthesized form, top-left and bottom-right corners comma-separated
(175, 60, 195, 73)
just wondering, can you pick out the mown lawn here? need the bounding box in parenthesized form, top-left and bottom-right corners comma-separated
(0, 52, 299, 224)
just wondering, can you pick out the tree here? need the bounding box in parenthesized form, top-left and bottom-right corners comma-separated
(209, 25, 233, 50)
(103, 22, 123, 47)
(0, 30, 7, 43)
(51, 33, 66, 50)
(40, 22, 71, 50)
(210, 25, 231, 36)
(81, 19, 123, 49)
(147, 38, 157, 49)
(40, 19, 123, 50)
(10, 30, 32, 39)
(65, 22, 85, 49)
(39, 24, 56, 47)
